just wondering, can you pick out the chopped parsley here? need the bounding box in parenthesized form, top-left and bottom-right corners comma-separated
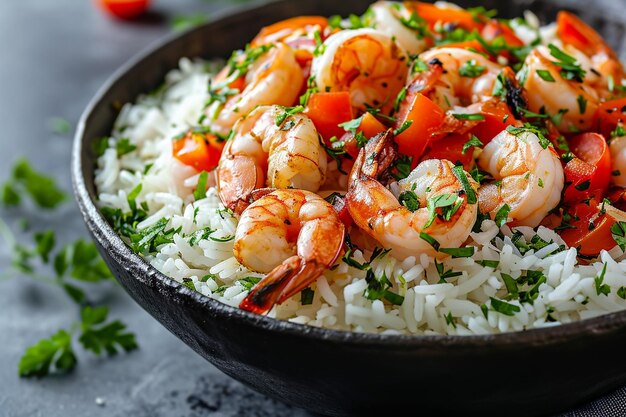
(424, 193, 463, 229)
(494, 204, 511, 227)
(238, 277, 262, 291)
(614, 221, 626, 251)
(439, 247, 475, 258)
(451, 165, 477, 204)
(451, 113, 485, 121)
(419, 231, 440, 250)
(462, 135, 483, 154)
(301, 287, 315, 305)
(548, 44, 586, 82)
(392, 155, 413, 181)
(459, 60, 486, 78)
(393, 120, 413, 136)
(577, 95, 587, 114)
(594, 263, 610, 296)
(399, 189, 420, 212)
(194, 171, 209, 201)
(536, 69, 555, 82)
(275, 105, 304, 126)
(489, 297, 521, 316)
(115, 138, 137, 157)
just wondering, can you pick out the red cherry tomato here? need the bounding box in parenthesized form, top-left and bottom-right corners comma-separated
(559, 199, 616, 257)
(98, 0, 150, 20)
(563, 132, 611, 203)
(172, 130, 223, 172)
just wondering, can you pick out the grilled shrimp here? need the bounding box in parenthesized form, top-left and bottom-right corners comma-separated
(217, 105, 327, 214)
(369, 1, 431, 55)
(346, 131, 478, 259)
(208, 43, 304, 136)
(236, 189, 345, 314)
(477, 129, 564, 227)
(311, 28, 409, 113)
(414, 47, 503, 111)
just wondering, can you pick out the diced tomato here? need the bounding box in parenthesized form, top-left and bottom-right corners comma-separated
(359, 112, 387, 139)
(594, 98, 626, 138)
(559, 200, 616, 256)
(470, 100, 517, 144)
(421, 133, 474, 171)
(251, 16, 328, 47)
(481, 21, 524, 47)
(394, 92, 445, 161)
(338, 112, 388, 159)
(305, 92, 354, 144)
(608, 187, 626, 212)
(563, 132, 611, 203)
(98, 0, 149, 19)
(411, 2, 483, 32)
(172, 130, 224, 172)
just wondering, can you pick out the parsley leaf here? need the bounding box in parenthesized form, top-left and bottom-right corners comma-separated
(494, 204, 511, 227)
(548, 44, 586, 82)
(399, 190, 420, 212)
(489, 297, 521, 316)
(115, 138, 137, 157)
(594, 263, 610, 296)
(462, 135, 483, 154)
(459, 60, 486, 77)
(7, 158, 67, 209)
(79, 306, 138, 356)
(301, 287, 315, 305)
(18, 330, 76, 377)
(194, 171, 209, 201)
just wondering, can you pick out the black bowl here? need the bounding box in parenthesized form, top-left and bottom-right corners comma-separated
(72, 1, 626, 415)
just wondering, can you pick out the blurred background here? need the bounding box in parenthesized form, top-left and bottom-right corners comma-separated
(1, 0, 625, 416)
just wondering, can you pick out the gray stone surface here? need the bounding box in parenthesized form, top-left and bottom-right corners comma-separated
(1, 0, 626, 416)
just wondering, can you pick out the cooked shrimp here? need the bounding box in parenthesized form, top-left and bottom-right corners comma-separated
(610, 135, 626, 188)
(477, 129, 564, 227)
(523, 12, 624, 132)
(521, 47, 599, 132)
(311, 28, 409, 113)
(207, 43, 304, 137)
(368, 1, 431, 55)
(250, 16, 328, 51)
(217, 105, 327, 214)
(236, 189, 345, 314)
(414, 47, 503, 111)
(346, 131, 478, 259)
(556, 11, 623, 96)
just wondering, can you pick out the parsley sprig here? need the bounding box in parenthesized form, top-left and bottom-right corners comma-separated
(1, 159, 138, 378)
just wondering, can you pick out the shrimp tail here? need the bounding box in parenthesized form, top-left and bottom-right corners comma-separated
(500, 66, 528, 119)
(350, 129, 397, 185)
(239, 257, 327, 313)
(217, 155, 265, 214)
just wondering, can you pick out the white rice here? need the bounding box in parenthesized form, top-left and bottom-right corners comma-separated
(94, 57, 626, 336)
